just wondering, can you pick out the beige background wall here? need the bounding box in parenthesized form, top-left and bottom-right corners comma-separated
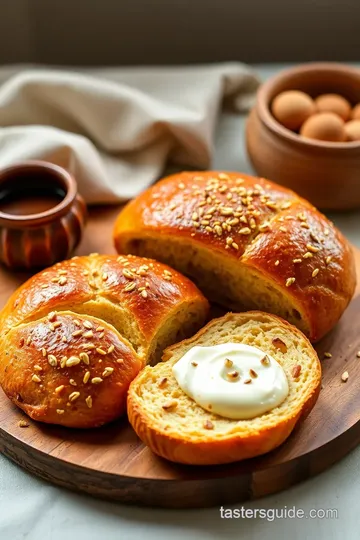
(0, 0, 359, 65)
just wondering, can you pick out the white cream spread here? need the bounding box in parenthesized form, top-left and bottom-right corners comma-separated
(172, 343, 289, 420)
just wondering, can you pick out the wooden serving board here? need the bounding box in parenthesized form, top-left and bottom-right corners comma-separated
(0, 205, 360, 508)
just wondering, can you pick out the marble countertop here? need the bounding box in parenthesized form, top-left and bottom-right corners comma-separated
(1, 65, 359, 540)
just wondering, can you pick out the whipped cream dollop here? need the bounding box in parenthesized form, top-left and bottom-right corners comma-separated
(172, 343, 289, 420)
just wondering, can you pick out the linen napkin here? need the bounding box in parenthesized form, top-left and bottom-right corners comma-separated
(0, 63, 259, 204)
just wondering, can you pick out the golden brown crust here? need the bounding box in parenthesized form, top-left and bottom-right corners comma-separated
(127, 311, 322, 465)
(114, 171, 356, 341)
(0, 254, 209, 428)
(3, 313, 141, 428)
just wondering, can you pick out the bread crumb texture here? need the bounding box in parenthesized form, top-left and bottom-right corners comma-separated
(128, 312, 321, 464)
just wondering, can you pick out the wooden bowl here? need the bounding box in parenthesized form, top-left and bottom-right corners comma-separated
(246, 63, 360, 210)
(0, 161, 87, 269)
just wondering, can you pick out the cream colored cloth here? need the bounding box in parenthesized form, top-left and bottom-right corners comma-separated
(0, 64, 259, 204)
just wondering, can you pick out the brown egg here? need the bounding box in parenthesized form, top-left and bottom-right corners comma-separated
(315, 94, 351, 121)
(300, 112, 346, 142)
(351, 103, 360, 120)
(271, 90, 316, 130)
(344, 120, 360, 141)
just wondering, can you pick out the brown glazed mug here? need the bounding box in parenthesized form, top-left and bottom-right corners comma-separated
(0, 161, 87, 269)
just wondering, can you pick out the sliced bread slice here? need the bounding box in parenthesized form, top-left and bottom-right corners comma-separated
(127, 311, 321, 465)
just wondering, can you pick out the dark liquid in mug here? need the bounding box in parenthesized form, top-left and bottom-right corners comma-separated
(0, 187, 65, 215)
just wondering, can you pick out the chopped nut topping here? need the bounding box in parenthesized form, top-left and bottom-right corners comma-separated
(66, 356, 81, 367)
(303, 252, 313, 259)
(261, 355, 270, 366)
(18, 420, 29, 428)
(158, 377, 168, 388)
(79, 352, 90, 365)
(69, 379, 77, 386)
(71, 329, 83, 337)
(56, 409, 65, 415)
(102, 367, 114, 377)
(91, 377, 103, 384)
(239, 227, 251, 235)
(191, 362, 198, 367)
(48, 312, 57, 322)
(275, 260, 280, 266)
(85, 396, 93, 408)
(96, 347, 107, 355)
(69, 391, 80, 402)
(265, 201, 277, 210)
(60, 356, 67, 369)
(357, 351, 360, 358)
(83, 371, 91, 384)
(48, 355, 58, 367)
(83, 331, 94, 339)
(225, 358, 233, 368)
(83, 320, 93, 329)
(123, 269, 135, 280)
(286, 277, 296, 287)
(220, 207, 234, 216)
(55, 385, 65, 394)
(272, 337, 287, 353)
(31, 374, 41, 383)
(307, 243, 320, 253)
(107, 345, 115, 354)
(326, 256, 332, 265)
(34, 365, 42, 372)
(312, 268, 319, 278)
(162, 400, 177, 411)
(124, 282, 136, 292)
(324, 352, 332, 358)
(293, 259, 302, 264)
(292, 365, 301, 378)
(243, 378, 252, 384)
(227, 370, 240, 379)
(58, 277, 67, 286)
(204, 420, 214, 430)
(341, 371, 349, 383)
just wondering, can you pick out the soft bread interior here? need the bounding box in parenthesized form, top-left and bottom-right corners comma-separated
(130, 312, 320, 440)
(120, 235, 310, 336)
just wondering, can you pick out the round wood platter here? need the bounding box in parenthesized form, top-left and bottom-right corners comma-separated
(0, 205, 360, 508)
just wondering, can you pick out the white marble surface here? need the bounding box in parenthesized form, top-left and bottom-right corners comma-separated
(1, 65, 360, 540)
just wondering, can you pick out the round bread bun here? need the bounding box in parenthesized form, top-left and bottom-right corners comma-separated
(127, 311, 321, 465)
(0, 254, 209, 428)
(113, 171, 356, 342)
